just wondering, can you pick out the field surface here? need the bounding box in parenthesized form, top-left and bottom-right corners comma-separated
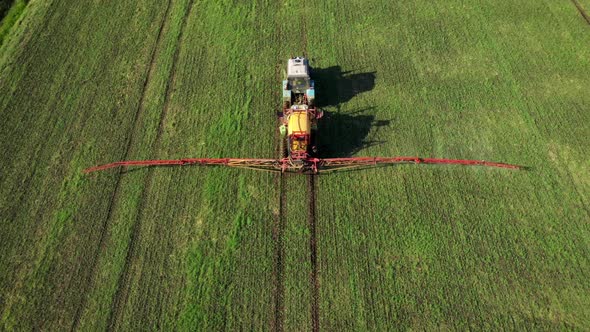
(1, 0, 589, 330)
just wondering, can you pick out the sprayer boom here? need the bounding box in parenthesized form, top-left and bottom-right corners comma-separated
(84, 156, 522, 174)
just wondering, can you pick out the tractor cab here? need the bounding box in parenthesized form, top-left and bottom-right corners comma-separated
(283, 57, 315, 107)
(287, 57, 311, 93)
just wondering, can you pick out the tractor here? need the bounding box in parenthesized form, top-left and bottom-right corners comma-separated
(84, 57, 522, 174)
(279, 57, 323, 161)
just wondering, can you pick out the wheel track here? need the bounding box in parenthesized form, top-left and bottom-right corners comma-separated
(272, 47, 286, 330)
(307, 175, 319, 332)
(272, 171, 286, 332)
(300, 3, 320, 331)
(104, 0, 196, 330)
(69, 0, 174, 329)
(571, 0, 590, 25)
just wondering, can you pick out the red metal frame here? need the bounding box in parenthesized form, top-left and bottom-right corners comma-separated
(317, 157, 522, 172)
(281, 105, 322, 161)
(288, 131, 310, 160)
(83, 158, 281, 173)
(84, 156, 523, 174)
(282, 106, 322, 120)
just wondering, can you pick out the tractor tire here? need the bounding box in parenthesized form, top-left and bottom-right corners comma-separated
(279, 137, 288, 159)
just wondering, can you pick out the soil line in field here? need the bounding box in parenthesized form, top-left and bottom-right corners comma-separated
(70, 0, 173, 329)
(272, 172, 286, 332)
(105, 0, 195, 330)
(299, 4, 319, 330)
(571, 0, 590, 25)
(308, 175, 319, 332)
(272, 55, 286, 331)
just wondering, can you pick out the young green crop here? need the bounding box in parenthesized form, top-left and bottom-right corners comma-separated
(0, 0, 589, 330)
(306, 0, 590, 329)
(0, 0, 28, 46)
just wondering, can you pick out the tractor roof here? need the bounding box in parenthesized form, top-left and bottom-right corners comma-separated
(287, 57, 309, 78)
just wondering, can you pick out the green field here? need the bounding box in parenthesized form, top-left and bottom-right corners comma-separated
(0, 0, 28, 46)
(1, 0, 589, 330)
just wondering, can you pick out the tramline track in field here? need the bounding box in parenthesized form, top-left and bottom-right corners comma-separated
(299, 8, 320, 330)
(571, 0, 590, 25)
(107, 0, 196, 329)
(83, 54, 523, 331)
(273, 57, 286, 330)
(70, 0, 174, 329)
(307, 174, 319, 332)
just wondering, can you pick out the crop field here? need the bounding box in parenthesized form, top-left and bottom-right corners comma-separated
(1, 0, 589, 330)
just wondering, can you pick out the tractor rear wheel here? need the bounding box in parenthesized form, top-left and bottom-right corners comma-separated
(279, 137, 287, 159)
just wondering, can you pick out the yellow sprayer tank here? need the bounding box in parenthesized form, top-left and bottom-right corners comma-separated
(287, 112, 311, 136)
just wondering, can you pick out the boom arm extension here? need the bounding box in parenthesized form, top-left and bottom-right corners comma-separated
(83, 158, 282, 173)
(84, 156, 523, 174)
(317, 157, 523, 172)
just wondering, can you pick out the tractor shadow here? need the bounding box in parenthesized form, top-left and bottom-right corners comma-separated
(312, 66, 376, 108)
(311, 66, 386, 157)
(317, 108, 390, 158)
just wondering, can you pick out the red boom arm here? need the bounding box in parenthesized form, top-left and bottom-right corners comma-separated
(318, 157, 522, 172)
(84, 156, 523, 174)
(83, 158, 282, 173)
